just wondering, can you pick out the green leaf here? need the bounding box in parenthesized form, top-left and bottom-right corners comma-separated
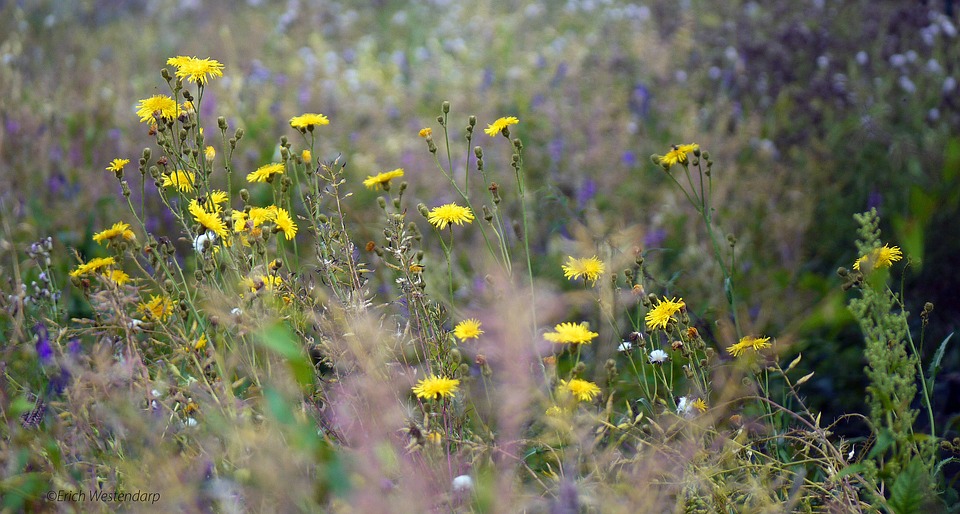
(256, 324, 314, 387)
(927, 332, 953, 381)
(888, 457, 930, 514)
(867, 429, 894, 460)
(836, 463, 866, 479)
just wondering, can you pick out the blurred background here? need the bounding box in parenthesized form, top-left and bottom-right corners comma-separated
(2, 0, 959, 447)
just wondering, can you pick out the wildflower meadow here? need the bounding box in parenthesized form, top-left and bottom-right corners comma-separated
(2, 1, 959, 512)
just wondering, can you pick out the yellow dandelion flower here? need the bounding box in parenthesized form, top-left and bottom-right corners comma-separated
(853, 244, 903, 272)
(69, 256, 116, 278)
(249, 206, 276, 226)
(93, 222, 136, 246)
(727, 335, 772, 357)
(658, 143, 699, 168)
(135, 94, 179, 123)
(301, 149, 312, 163)
(419, 127, 432, 138)
(231, 210, 250, 232)
(363, 168, 404, 190)
(692, 398, 708, 413)
(453, 319, 484, 342)
(204, 146, 216, 162)
(166, 56, 224, 85)
(207, 190, 229, 211)
(484, 116, 519, 137)
(162, 170, 196, 192)
(560, 378, 601, 402)
(246, 163, 285, 183)
(544, 322, 599, 345)
(138, 294, 174, 322)
(242, 275, 283, 292)
(645, 296, 685, 330)
(289, 113, 330, 130)
(102, 269, 131, 286)
(425, 431, 442, 445)
(427, 203, 474, 230)
(194, 334, 207, 351)
(106, 158, 130, 173)
(273, 207, 298, 240)
(412, 375, 460, 400)
(188, 199, 228, 239)
(561, 256, 605, 285)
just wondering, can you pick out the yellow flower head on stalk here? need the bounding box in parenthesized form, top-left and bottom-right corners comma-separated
(419, 127, 432, 138)
(560, 379, 601, 402)
(93, 222, 136, 246)
(188, 199, 228, 239)
(427, 203, 474, 230)
(289, 113, 330, 131)
(273, 207, 298, 240)
(102, 269, 131, 286)
(162, 170, 196, 192)
(166, 56, 224, 85)
(692, 398, 708, 413)
(363, 168, 405, 190)
(242, 275, 283, 292)
(246, 163, 285, 183)
(853, 244, 903, 272)
(206, 190, 229, 211)
(69, 256, 116, 278)
(726, 335, 772, 358)
(204, 146, 216, 162)
(658, 143, 699, 168)
(645, 296, 685, 330)
(106, 158, 129, 173)
(412, 375, 460, 400)
(301, 149, 312, 164)
(453, 319, 484, 342)
(193, 334, 208, 351)
(561, 256, 605, 285)
(484, 116, 519, 136)
(544, 322, 599, 345)
(138, 294, 174, 322)
(135, 95, 179, 123)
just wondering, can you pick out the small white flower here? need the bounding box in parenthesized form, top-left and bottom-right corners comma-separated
(676, 396, 695, 418)
(151, 389, 162, 398)
(618, 341, 633, 352)
(128, 319, 144, 330)
(193, 231, 217, 253)
(648, 349, 669, 364)
(452, 475, 473, 492)
(847, 445, 855, 461)
(230, 308, 242, 316)
(185, 417, 199, 427)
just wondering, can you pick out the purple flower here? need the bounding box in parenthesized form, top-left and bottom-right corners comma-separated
(35, 323, 53, 365)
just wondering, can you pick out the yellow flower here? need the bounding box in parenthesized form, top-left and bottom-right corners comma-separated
(561, 256, 605, 285)
(363, 168, 404, 190)
(289, 113, 330, 130)
(419, 128, 432, 138)
(70, 256, 116, 278)
(412, 375, 460, 400)
(194, 334, 208, 351)
(106, 158, 130, 173)
(93, 222, 136, 246)
(544, 322, 598, 345)
(162, 170, 196, 192)
(853, 244, 903, 272)
(207, 190, 229, 211)
(560, 378, 601, 402)
(273, 207, 298, 240)
(188, 199, 228, 239)
(484, 116, 519, 136)
(166, 56, 224, 85)
(102, 269, 131, 286)
(246, 163, 285, 183)
(658, 143, 699, 168)
(205, 146, 216, 162)
(138, 294, 174, 322)
(301, 149, 312, 163)
(645, 296, 685, 330)
(242, 275, 283, 292)
(453, 319, 484, 342)
(692, 398, 708, 413)
(135, 95, 179, 123)
(427, 203, 474, 230)
(726, 336, 772, 358)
